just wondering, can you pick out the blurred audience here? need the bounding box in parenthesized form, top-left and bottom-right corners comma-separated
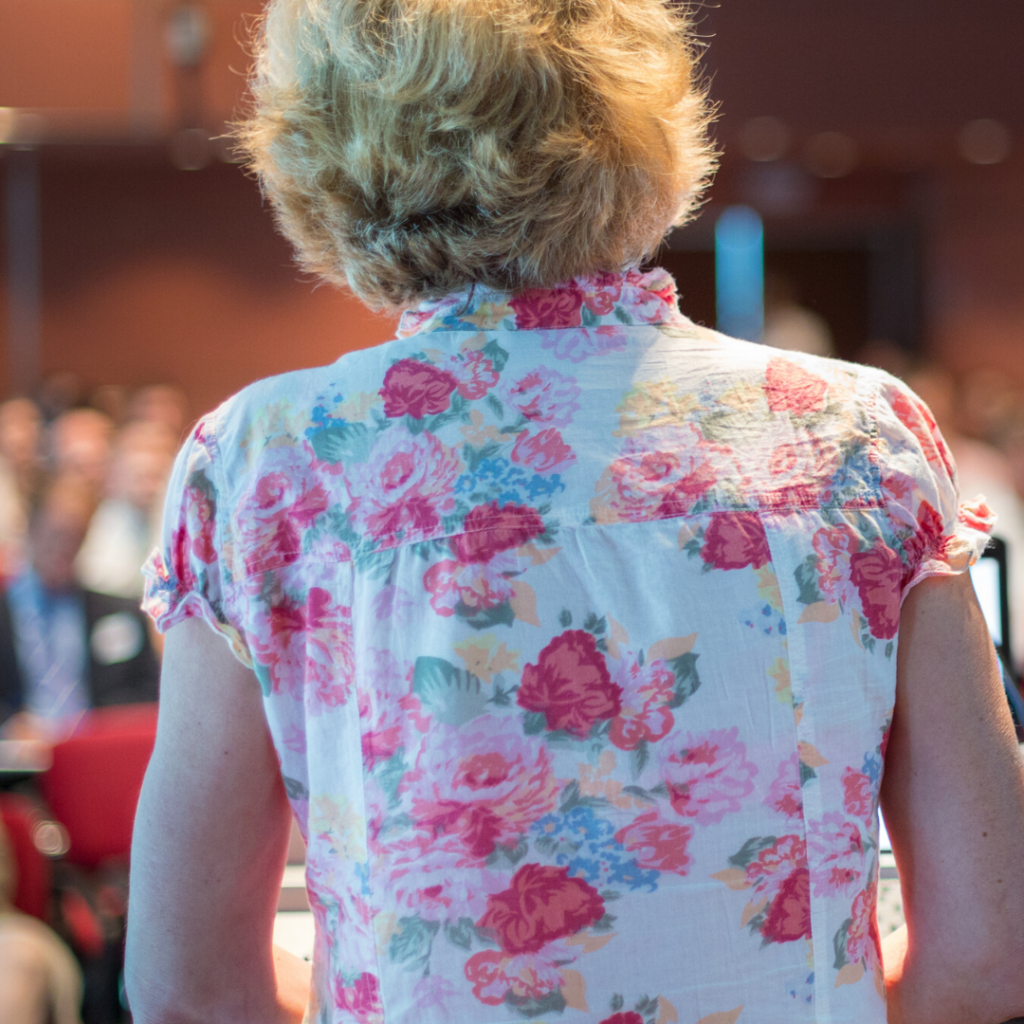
(0, 400, 44, 581)
(126, 384, 189, 440)
(48, 411, 115, 507)
(76, 423, 177, 600)
(0, 477, 159, 743)
(0, 818, 83, 1024)
(761, 271, 835, 357)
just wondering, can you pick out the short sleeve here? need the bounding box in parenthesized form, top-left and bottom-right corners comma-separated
(873, 372, 995, 598)
(142, 415, 251, 666)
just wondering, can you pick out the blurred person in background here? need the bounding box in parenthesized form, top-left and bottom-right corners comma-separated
(0, 817, 83, 1024)
(76, 421, 177, 600)
(0, 477, 159, 743)
(125, 2, 1024, 1023)
(126, 385, 190, 441)
(908, 363, 1024, 675)
(0, 399, 44, 583)
(761, 271, 835, 357)
(48, 410, 114, 506)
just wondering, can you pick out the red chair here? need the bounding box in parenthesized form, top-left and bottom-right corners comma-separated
(0, 792, 52, 920)
(39, 704, 159, 869)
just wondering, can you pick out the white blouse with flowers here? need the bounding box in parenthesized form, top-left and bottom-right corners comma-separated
(144, 268, 992, 1024)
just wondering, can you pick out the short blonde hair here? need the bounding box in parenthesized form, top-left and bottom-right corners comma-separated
(237, 0, 716, 310)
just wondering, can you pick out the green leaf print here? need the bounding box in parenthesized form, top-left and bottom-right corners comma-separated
(631, 740, 650, 777)
(389, 916, 439, 971)
(559, 608, 573, 628)
(413, 657, 489, 726)
(610, 994, 625, 1012)
(728, 835, 778, 869)
(487, 837, 529, 869)
(794, 553, 825, 606)
(378, 751, 408, 809)
(442, 918, 476, 950)
(281, 775, 309, 800)
(833, 917, 853, 969)
(522, 711, 547, 735)
(463, 441, 504, 472)
(666, 652, 701, 709)
(308, 421, 371, 465)
(482, 338, 510, 372)
(505, 988, 567, 1018)
(485, 393, 505, 419)
(583, 612, 607, 635)
(457, 600, 517, 630)
(580, 304, 598, 328)
(799, 761, 817, 785)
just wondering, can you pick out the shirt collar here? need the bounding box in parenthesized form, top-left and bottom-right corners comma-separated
(396, 266, 686, 338)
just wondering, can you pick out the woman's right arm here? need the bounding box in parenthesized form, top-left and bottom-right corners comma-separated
(881, 571, 1024, 1024)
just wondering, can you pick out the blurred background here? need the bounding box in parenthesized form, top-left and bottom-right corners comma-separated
(1, 1, 1024, 1020)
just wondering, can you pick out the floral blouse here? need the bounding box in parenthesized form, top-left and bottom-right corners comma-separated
(144, 268, 992, 1024)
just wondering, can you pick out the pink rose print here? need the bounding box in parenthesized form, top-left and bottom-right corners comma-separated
(511, 428, 576, 474)
(346, 426, 461, 542)
(899, 497, 948, 578)
(170, 524, 200, 595)
(765, 753, 803, 819)
(614, 810, 693, 876)
(841, 767, 874, 822)
(452, 350, 500, 401)
(846, 881, 882, 970)
(423, 554, 517, 617)
(601, 423, 717, 522)
(579, 270, 623, 315)
(812, 523, 862, 606)
(182, 480, 217, 566)
(413, 975, 458, 1016)
(235, 444, 330, 575)
(359, 649, 426, 770)
(746, 834, 808, 902)
(763, 435, 841, 508)
(333, 971, 384, 1024)
(377, 836, 505, 921)
(662, 727, 758, 825)
(380, 358, 458, 419)
(807, 812, 864, 897)
(608, 654, 675, 751)
(501, 366, 581, 427)
(764, 357, 829, 415)
(464, 942, 571, 1007)
(249, 588, 354, 710)
(760, 866, 811, 944)
(849, 539, 903, 639)
(477, 863, 605, 954)
(509, 284, 584, 330)
(450, 501, 545, 564)
(600, 1015, 645, 1024)
(538, 325, 628, 362)
(889, 385, 956, 480)
(517, 630, 622, 737)
(465, 950, 510, 1006)
(401, 719, 558, 860)
(701, 512, 771, 570)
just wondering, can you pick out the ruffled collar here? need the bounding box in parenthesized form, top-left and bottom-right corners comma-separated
(396, 266, 686, 338)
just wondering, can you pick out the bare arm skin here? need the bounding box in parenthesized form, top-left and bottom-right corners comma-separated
(881, 572, 1024, 1024)
(125, 618, 311, 1024)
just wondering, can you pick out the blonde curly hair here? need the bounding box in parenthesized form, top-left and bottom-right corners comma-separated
(236, 0, 716, 310)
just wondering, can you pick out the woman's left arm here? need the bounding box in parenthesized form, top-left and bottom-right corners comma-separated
(125, 617, 311, 1024)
